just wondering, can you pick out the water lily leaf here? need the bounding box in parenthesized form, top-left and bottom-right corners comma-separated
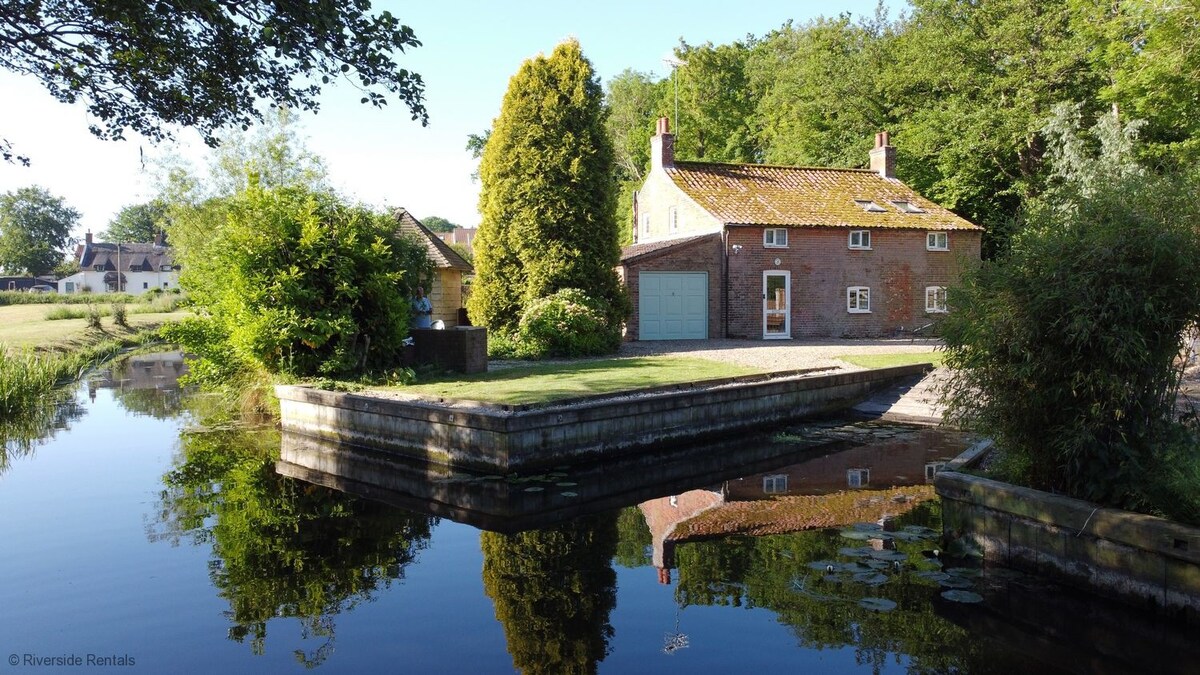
(850, 522, 884, 532)
(902, 525, 939, 537)
(917, 571, 950, 583)
(840, 530, 874, 541)
(481, 475, 503, 481)
(868, 550, 909, 562)
(838, 546, 874, 558)
(946, 567, 983, 578)
(858, 597, 897, 612)
(808, 560, 840, 571)
(559, 491, 578, 497)
(863, 560, 891, 571)
(523, 486, 544, 493)
(556, 482, 578, 487)
(938, 576, 974, 589)
(941, 590, 984, 603)
(853, 572, 890, 586)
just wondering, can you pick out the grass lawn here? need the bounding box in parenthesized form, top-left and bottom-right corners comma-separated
(837, 352, 944, 369)
(0, 303, 190, 352)
(391, 356, 764, 405)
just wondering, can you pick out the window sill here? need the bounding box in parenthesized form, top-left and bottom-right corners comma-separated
(848, 246, 873, 251)
(847, 310, 872, 314)
(763, 244, 789, 249)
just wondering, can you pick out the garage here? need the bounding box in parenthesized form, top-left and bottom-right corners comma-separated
(638, 271, 708, 340)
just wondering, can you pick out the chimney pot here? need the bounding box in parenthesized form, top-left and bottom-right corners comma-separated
(651, 117, 675, 170)
(869, 130, 896, 179)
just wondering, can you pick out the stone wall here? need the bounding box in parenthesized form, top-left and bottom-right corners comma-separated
(936, 459, 1200, 621)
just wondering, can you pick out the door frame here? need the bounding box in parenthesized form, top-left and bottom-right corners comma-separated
(762, 270, 791, 339)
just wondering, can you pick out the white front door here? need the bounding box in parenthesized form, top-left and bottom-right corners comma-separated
(763, 271, 790, 339)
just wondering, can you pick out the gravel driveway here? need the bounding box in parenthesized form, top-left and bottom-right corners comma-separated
(617, 337, 943, 372)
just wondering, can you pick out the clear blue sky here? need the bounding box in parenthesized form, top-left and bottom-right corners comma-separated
(0, 0, 903, 238)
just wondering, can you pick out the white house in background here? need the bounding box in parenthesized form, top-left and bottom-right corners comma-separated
(58, 231, 180, 296)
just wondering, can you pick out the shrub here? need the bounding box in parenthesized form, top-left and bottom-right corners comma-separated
(513, 288, 621, 359)
(111, 302, 128, 327)
(85, 304, 103, 330)
(941, 107, 1200, 517)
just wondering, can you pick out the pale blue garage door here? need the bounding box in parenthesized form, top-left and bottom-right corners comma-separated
(639, 271, 708, 340)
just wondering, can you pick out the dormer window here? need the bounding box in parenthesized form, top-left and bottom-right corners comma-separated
(891, 200, 924, 213)
(93, 265, 104, 272)
(161, 265, 173, 272)
(854, 199, 886, 213)
(763, 228, 788, 248)
(848, 230, 871, 250)
(927, 232, 949, 251)
(847, 468, 870, 488)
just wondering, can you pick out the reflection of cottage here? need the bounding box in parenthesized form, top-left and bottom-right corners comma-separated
(620, 119, 983, 340)
(394, 209, 474, 327)
(58, 231, 179, 295)
(640, 428, 959, 584)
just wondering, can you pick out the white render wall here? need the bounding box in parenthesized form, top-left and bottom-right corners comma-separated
(58, 269, 180, 295)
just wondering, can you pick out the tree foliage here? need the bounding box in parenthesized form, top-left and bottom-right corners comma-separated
(420, 216, 458, 233)
(468, 39, 626, 350)
(0, 0, 427, 161)
(0, 186, 79, 275)
(165, 183, 431, 379)
(940, 106, 1200, 518)
(102, 199, 168, 244)
(481, 514, 619, 675)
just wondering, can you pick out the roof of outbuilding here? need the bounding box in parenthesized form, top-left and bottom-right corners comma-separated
(619, 232, 720, 264)
(667, 162, 981, 231)
(393, 209, 475, 273)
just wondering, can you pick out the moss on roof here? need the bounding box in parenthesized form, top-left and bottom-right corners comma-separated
(667, 162, 981, 231)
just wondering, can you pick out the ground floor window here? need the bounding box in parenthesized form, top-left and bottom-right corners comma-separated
(847, 286, 871, 313)
(65, 282, 75, 293)
(763, 474, 788, 494)
(925, 286, 948, 313)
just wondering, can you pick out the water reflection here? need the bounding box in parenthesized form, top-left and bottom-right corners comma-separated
(89, 350, 188, 419)
(482, 514, 618, 674)
(0, 388, 85, 474)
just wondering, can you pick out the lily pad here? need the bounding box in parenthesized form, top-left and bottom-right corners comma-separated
(822, 574, 844, 584)
(941, 589, 984, 603)
(917, 571, 950, 583)
(938, 576, 975, 589)
(850, 522, 884, 532)
(902, 525, 939, 538)
(838, 546, 874, 558)
(868, 550, 909, 562)
(556, 482, 578, 487)
(559, 491, 578, 497)
(858, 597, 897, 612)
(853, 572, 890, 586)
(523, 486, 544, 493)
(946, 567, 983, 578)
(839, 530, 875, 541)
(807, 560, 840, 571)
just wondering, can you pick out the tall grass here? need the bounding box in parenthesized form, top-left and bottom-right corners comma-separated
(44, 294, 187, 320)
(0, 291, 140, 306)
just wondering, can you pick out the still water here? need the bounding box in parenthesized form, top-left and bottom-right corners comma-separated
(1, 351, 1196, 674)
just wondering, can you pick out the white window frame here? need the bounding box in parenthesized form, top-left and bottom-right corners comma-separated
(641, 213, 650, 236)
(848, 230, 871, 250)
(93, 265, 105, 272)
(892, 200, 924, 213)
(847, 468, 870, 488)
(763, 228, 788, 248)
(763, 474, 788, 494)
(925, 462, 946, 481)
(854, 199, 886, 213)
(927, 231, 949, 251)
(925, 286, 948, 313)
(847, 286, 871, 313)
(669, 206, 679, 234)
(161, 264, 173, 272)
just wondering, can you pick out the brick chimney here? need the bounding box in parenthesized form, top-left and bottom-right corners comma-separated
(870, 131, 896, 179)
(651, 116, 674, 170)
(154, 230, 164, 246)
(85, 230, 93, 245)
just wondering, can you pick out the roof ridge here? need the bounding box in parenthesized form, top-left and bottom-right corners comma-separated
(672, 160, 877, 173)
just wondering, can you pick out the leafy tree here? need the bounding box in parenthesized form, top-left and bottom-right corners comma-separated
(101, 200, 168, 244)
(670, 40, 759, 163)
(207, 107, 329, 196)
(468, 39, 626, 349)
(421, 216, 458, 233)
(940, 106, 1200, 518)
(151, 425, 434, 665)
(1, 0, 427, 162)
(604, 70, 666, 246)
(165, 182, 431, 379)
(0, 186, 79, 275)
(481, 514, 619, 674)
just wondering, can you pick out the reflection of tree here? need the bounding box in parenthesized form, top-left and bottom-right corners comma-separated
(1, 389, 85, 476)
(481, 514, 619, 675)
(670, 505, 1015, 673)
(151, 426, 434, 667)
(613, 506, 652, 569)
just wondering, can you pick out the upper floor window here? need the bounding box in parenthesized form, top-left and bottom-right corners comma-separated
(926, 286, 948, 313)
(847, 286, 871, 313)
(763, 228, 788, 248)
(892, 200, 924, 213)
(668, 206, 679, 234)
(927, 231, 949, 251)
(763, 474, 788, 494)
(161, 265, 173, 272)
(854, 199, 887, 213)
(847, 468, 870, 488)
(93, 265, 104, 272)
(641, 214, 650, 236)
(848, 230, 871, 250)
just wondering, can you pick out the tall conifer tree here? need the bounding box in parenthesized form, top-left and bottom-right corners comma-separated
(469, 39, 625, 334)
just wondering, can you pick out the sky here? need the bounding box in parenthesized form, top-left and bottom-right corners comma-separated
(0, 0, 901, 239)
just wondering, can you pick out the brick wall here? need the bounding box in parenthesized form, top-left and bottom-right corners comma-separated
(621, 235, 724, 340)
(726, 226, 981, 338)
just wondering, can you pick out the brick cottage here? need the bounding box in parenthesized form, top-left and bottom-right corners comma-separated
(619, 119, 982, 340)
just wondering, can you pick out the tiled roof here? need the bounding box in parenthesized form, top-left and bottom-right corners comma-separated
(620, 232, 719, 264)
(393, 209, 474, 272)
(668, 162, 981, 231)
(78, 242, 175, 271)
